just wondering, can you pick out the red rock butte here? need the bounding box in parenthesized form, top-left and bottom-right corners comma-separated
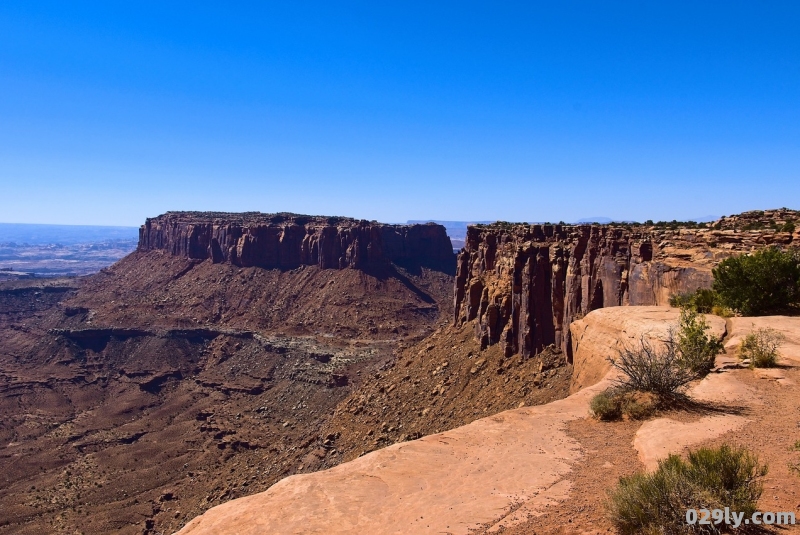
(138, 211, 455, 271)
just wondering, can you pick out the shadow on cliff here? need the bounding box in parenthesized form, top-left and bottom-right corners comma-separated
(392, 254, 457, 277)
(361, 263, 438, 305)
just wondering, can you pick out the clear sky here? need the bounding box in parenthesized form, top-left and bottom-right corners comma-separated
(1, 2, 798, 226)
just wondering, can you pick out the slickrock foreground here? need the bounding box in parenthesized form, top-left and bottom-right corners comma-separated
(177, 379, 603, 535)
(178, 307, 754, 535)
(633, 315, 800, 474)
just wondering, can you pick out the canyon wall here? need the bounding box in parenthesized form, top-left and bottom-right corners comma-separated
(138, 212, 454, 271)
(454, 216, 798, 360)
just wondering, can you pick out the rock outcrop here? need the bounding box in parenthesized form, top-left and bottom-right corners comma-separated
(454, 220, 796, 359)
(569, 307, 726, 393)
(138, 212, 454, 271)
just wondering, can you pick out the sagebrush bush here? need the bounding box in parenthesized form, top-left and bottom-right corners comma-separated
(675, 309, 723, 376)
(670, 291, 694, 310)
(619, 390, 658, 420)
(609, 335, 696, 399)
(608, 444, 767, 535)
(738, 327, 784, 368)
(710, 305, 734, 318)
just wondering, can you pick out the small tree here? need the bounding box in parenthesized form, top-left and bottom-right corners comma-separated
(669, 288, 718, 314)
(712, 247, 800, 316)
(675, 309, 723, 376)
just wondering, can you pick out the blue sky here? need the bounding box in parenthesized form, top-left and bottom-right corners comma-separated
(1, 2, 798, 226)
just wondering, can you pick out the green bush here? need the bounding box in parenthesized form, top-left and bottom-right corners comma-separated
(590, 389, 622, 420)
(669, 288, 719, 314)
(608, 444, 767, 535)
(710, 305, 734, 318)
(738, 327, 784, 368)
(669, 291, 695, 310)
(599, 312, 723, 420)
(675, 309, 723, 376)
(712, 247, 800, 316)
(781, 220, 796, 233)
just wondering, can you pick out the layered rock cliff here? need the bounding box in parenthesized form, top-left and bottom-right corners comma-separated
(138, 212, 455, 271)
(454, 217, 798, 360)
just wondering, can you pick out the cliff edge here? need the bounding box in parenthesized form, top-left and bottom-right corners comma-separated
(454, 210, 798, 359)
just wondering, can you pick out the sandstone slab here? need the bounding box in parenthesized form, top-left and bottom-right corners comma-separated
(569, 306, 726, 393)
(634, 415, 750, 471)
(725, 316, 800, 364)
(176, 382, 607, 535)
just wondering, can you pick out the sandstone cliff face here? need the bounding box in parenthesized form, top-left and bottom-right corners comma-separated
(138, 212, 454, 271)
(454, 222, 796, 360)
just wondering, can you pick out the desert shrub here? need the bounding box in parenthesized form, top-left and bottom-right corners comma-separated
(590, 389, 622, 420)
(781, 220, 796, 233)
(712, 247, 800, 316)
(738, 327, 784, 368)
(690, 289, 718, 314)
(608, 444, 767, 535)
(675, 309, 723, 376)
(609, 335, 696, 399)
(590, 389, 658, 421)
(669, 288, 719, 314)
(710, 305, 734, 318)
(669, 292, 694, 310)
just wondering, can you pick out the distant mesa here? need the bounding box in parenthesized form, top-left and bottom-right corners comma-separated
(139, 211, 455, 272)
(575, 216, 614, 224)
(690, 215, 719, 223)
(575, 215, 720, 224)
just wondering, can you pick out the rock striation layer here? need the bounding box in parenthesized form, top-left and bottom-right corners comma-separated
(454, 220, 797, 359)
(138, 212, 455, 271)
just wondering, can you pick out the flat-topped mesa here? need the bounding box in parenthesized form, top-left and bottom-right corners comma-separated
(454, 218, 798, 360)
(138, 212, 454, 271)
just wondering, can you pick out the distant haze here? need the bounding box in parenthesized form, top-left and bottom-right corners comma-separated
(0, 223, 139, 277)
(0, 223, 139, 246)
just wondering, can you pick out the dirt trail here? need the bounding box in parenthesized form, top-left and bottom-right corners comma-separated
(479, 315, 800, 535)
